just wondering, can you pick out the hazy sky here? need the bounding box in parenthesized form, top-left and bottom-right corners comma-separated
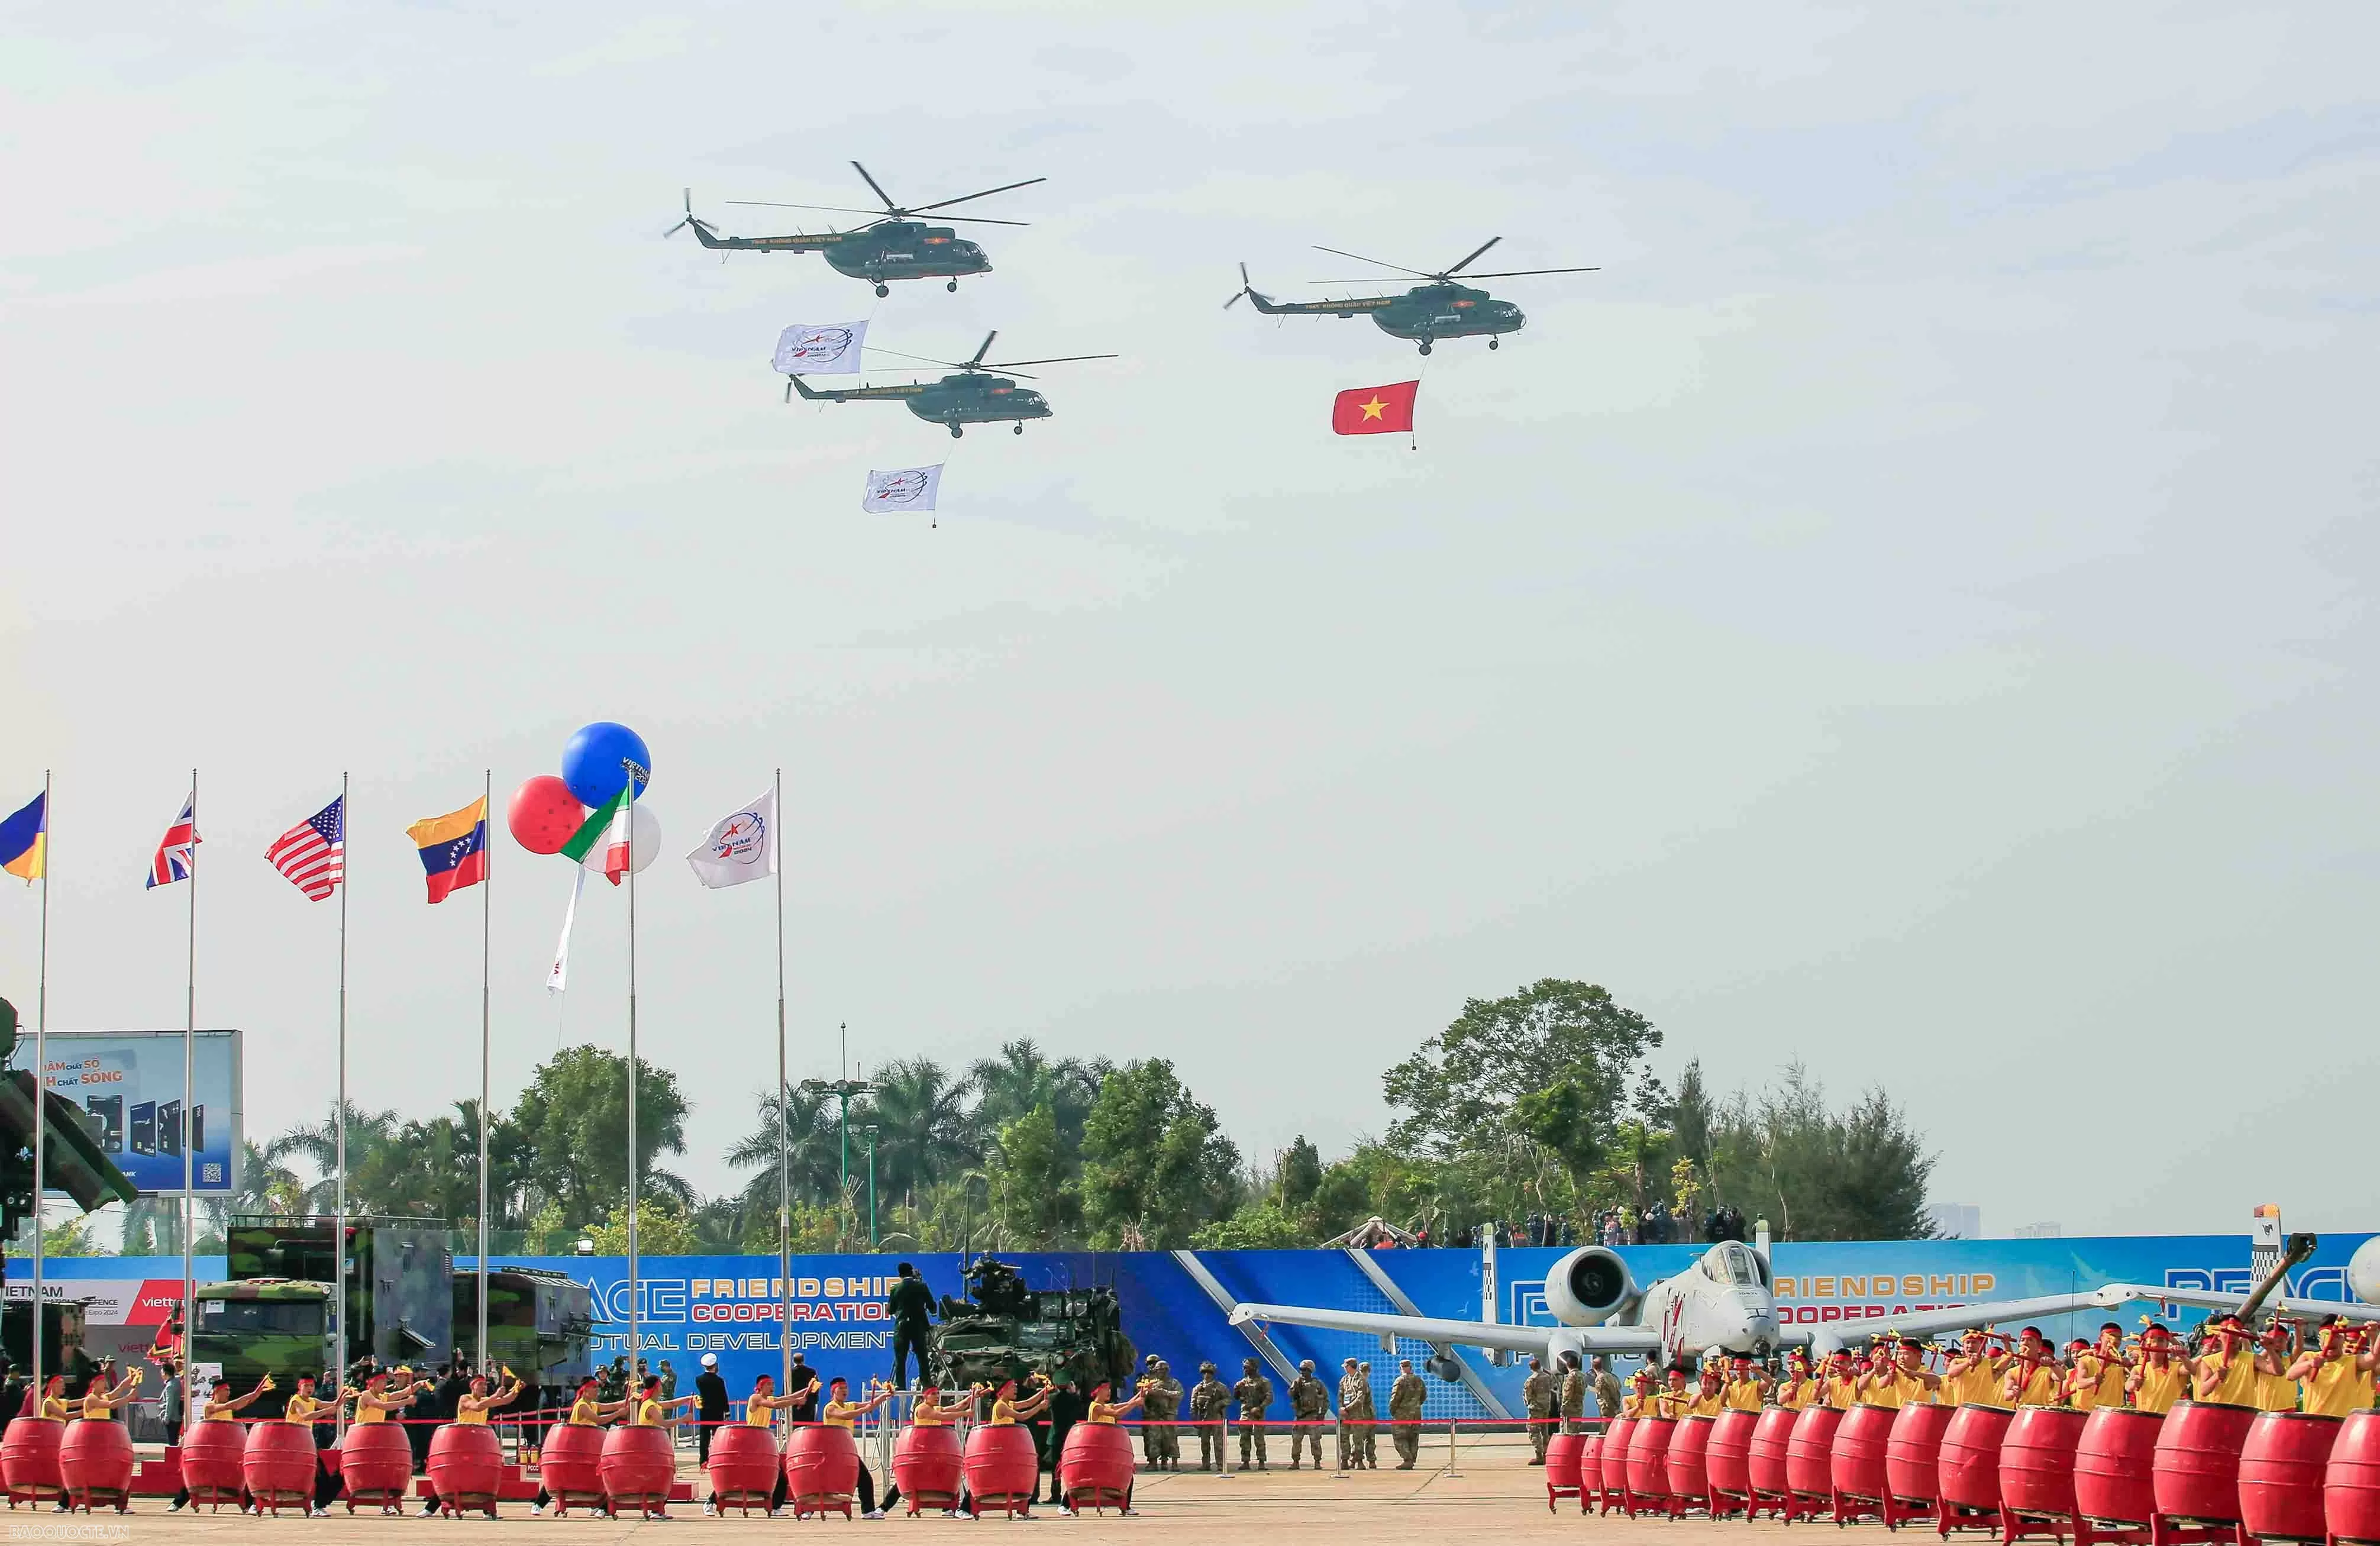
(4, 4, 2374, 1238)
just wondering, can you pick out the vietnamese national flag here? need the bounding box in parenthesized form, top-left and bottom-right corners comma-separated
(1332, 379, 1419, 435)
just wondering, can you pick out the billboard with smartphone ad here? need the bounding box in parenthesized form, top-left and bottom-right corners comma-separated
(35, 1029, 241, 1195)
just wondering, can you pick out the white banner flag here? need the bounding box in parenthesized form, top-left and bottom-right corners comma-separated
(773, 321, 868, 375)
(863, 463, 944, 514)
(547, 868, 584, 993)
(686, 786, 777, 889)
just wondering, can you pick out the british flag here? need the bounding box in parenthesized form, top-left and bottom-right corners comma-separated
(147, 792, 200, 889)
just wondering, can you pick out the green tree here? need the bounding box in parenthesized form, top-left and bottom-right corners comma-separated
(509, 1045, 689, 1225)
(586, 1196, 700, 1256)
(1383, 979, 1662, 1162)
(264, 1102, 401, 1213)
(867, 1057, 977, 1198)
(967, 1040, 1105, 1152)
(1697, 1064, 1935, 1241)
(1276, 1137, 1323, 1214)
(1191, 1199, 1304, 1249)
(987, 1108, 1080, 1247)
(1079, 1060, 1240, 1248)
(724, 1083, 847, 1222)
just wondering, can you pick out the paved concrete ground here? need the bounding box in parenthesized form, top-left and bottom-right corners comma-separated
(7, 1437, 1771, 1541)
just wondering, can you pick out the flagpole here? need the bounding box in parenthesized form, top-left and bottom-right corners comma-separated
(30, 770, 50, 1403)
(180, 766, 196, 1434)
(477, 767, 491, 1373)
(335, 770, 350, 1438)
(624, 761, 642, 1389)
(774, 767, 790, 1404)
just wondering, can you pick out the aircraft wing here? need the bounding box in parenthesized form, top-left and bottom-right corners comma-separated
(2093, 1285, 2380, 1325)
(1800, 1286, 2146, 1353)
(1228, 1302, 1660, 1356)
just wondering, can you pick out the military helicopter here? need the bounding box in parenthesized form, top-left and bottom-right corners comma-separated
(666, 162, 1042, 296)
(786, 330, 1116, 437)
(1225, 237, 1597, 354)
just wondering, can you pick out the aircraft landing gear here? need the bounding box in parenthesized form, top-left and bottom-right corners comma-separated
(1012, 422, 1023, 435)
(875, 283, 891, 298)
(947, 280, 959, 292)
(1417, 340, 1433, 356)
(1488, 337, 1499, 350)
(950, 425, 964, 439)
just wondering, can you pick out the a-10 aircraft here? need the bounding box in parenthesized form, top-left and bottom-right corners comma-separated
(1230, 1210, 2380, 1379)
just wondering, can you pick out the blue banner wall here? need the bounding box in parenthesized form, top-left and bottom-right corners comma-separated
(20, 1229, 2369, 1419)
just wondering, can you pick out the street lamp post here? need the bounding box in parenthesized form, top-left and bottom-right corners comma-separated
(798, 1022, 878, 1246)
(864, 1125, 880, 1247)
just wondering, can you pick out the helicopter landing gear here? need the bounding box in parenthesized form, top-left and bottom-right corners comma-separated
(1417, 340, 1433, 356)
(950, 425, 964, 439)
(947, 280, 959, 293)
(1012, 422, 1023, 435)
(875, 283, 891, 298)
(1488, 337, 1499, 350)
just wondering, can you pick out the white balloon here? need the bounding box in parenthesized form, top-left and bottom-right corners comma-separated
(2350, 1235, 2380, 1308)
(581, 802, 661, 876)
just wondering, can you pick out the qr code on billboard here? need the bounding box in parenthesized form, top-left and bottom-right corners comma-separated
(202, 1163, 223, 1183)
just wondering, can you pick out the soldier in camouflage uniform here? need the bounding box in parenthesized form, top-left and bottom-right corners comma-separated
(1188, 1361, 1231, 1471)
(1138, 1357, 1184, 1470)
(1388, 1358, 1428, 1469)
(1521, 1354, 1556, 1463)
(1558, 1351, 1588, 1435)
(1357, 1363, 1380, 1467)
(1336, 1358, 1374, 1470)
(1285, 1359, 1331, 1469)
(1231, 1357, 1273, 1470)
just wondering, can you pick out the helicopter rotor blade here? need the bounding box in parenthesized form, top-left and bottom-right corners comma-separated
(726, 201, 886, 216)
(967, 331, 998, 367)
(1224, 262, 1250, 309)
(909, 176, 1047, 214)
(864, 346, 971, 370)
(1312, 244, 1436, 279)
(1442, 236, 1503, 276)
(921, 214, 1031, 227)
(851, 160, 900, 212)
(980, 353, 1119, 369)
(1459, 266, 1603, 279)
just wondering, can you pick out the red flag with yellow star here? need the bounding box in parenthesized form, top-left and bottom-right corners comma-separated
(1331, 379, 1419, 435)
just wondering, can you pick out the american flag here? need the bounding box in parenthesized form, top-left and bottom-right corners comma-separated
(146, 792, 200, 889)
(265, 795, 344, 901)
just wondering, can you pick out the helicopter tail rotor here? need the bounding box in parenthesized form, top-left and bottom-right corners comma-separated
(1223, 262, 1253, 311)
(664, 187, 700, 240)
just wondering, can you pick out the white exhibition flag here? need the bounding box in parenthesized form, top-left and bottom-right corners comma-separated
(863, 463, 944, 514)
(686, 786, 777, 890)
(547, 868, 584, 994)
(773, 321, 868, 375)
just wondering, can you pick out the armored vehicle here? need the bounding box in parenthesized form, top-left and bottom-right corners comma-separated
(926, 1256, 1135, 1395)
(459, 1266, 595, 1389)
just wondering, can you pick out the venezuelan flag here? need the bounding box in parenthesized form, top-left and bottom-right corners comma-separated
(0, 792, 44, 883)
(406, 796, 487, 904)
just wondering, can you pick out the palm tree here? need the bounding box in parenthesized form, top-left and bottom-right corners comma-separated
(868, 1057, 977, 1198)
(966, 1038, 1105, 1151)
(725, 1083, 846, 1221)
(263, 1102, 400, 1213)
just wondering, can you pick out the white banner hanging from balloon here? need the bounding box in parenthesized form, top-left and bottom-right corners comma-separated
(863, 463, 944, 514)
(773, 321, 868, 375)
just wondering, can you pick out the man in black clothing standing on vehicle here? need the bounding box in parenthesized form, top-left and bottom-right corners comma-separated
(886, 1262, 937, 1388)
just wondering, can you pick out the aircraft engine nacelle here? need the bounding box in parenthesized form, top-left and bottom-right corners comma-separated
(1543, 1246, 1638, 1326)
(2351, 1236, 2380, 1308)
(1425, 1353, 1465, 1383)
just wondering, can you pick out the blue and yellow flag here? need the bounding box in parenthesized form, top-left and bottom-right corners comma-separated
(405, 796, 487, 904)
(0, 792, 45, 884)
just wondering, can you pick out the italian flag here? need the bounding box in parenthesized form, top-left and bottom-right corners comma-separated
(559, 785, 633, 886)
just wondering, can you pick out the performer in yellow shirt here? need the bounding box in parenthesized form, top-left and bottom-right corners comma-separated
(2192, 1316, 2263, 1406)
(1656, 1365, 1694, 1418)
(819, 1376, 899, 1519)
(1822, 1350, 1862, 1411)
(1619, 1368, 1656, 1418)
(1685, 1363, 1729, 1418)
(2287, 1318, 2380, 1419)
(2127, 1325, 2190, 1415)
(1774, 1352, 1820, 1411)
(1723, 1356, 1771, 1412)
(76, 1358, 141, 1421)
(272, 1377, 343, 1518)
(2252, 1324, 2301, 1413)
(531, 1377, 612, 1516)
(2001, 1329, 2063, 1406)
(1858, 1339, 1942, 1410)
(1940, 1329, 2007, 1407)
(1064, 1380, 1147, 1517)
(417, 1370, 525, 1516)
(2065, 1325, 2130, 1412)
(35, 1373, 76, 1421)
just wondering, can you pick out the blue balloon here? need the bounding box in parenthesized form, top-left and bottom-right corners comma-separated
(561, 722, 652, 808)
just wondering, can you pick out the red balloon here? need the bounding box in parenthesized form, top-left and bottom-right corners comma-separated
(508, 775, 584, 855)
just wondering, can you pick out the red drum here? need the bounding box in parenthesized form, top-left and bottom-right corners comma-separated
(1578, 1432, 1604, 1512)
(1787, 1403, 1845, 1500)
(2076, 1406, 2162, 1525)
(2, 1416, 64, 1506)
(427, 1422, 504, 1518)
(2001, 1405, 2087, 1519)
(786, 1424, 860, 1516)
(707, 1424, 781, 1514)
(1886, 1400, 1953, 1503)
(964, 1424, 1040, 1519)
(1939, 1404, 2016, 1514)
(1831, 1402, 1896, 1503)
(1545, 1429, 1587, 1508)
(1626, 1416, 1675, 1512)
(2153, 1401, 2259, 1526)
(57, 1419, 134, 1512)
(536, 1422, 608, 1516)
(1667, 1416, 1715, 1511)
(177, 1419, 248, 1508)
(1059, 1422, 1135, 1513)
(2329, 1410, 2380, 1546)
(1707, 1409, 1758, 1502)
(894, 1423, 964, 1513)
(337, 1419, 414, 1506)
(2237, 1412, 2340, 1545)
(599, 1424, 677, 1519)
(1598, 1417, 1638, 1505)
(243, 1421, 319, 1515)
(1748, 1406, 1799, 1500)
